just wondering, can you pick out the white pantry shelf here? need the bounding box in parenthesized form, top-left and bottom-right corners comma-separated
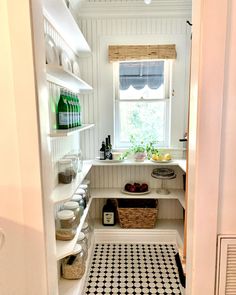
(56, 197, 93, 260)
(46, 65, 92, 93)
(49, 124, 95, 137)
(43, 0, 91, 55)
(51, 160, 93, 204)
(93, 159, 186, 173)
(91, 188, 185, 209)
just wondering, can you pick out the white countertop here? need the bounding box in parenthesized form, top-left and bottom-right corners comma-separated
(92, 158, 186, 173)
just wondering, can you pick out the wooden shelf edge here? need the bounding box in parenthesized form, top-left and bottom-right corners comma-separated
(92, 159, 186, 173)
(90, 188, 185, 210)
(46, 65, 93, 92)
(49, 124, 95, 137)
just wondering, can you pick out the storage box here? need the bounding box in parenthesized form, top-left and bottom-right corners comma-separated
(117, 199, 158, 229)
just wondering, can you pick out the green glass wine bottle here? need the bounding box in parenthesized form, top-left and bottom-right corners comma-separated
(74, 93, 79, 127)
(57, 89, 70, 129)
(77, 96, 81, 126)
(66, 90, 73, 128)
(72, 93, 77, 127)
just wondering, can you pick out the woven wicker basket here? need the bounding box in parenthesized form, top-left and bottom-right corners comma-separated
(117, 199, 158, 229)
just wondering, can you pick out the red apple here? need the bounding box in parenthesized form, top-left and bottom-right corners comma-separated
(125, 183, 132, 191)
(134, 183, 141, 192)
(129, 185, 136, 193)
(140, 183, 148, 192)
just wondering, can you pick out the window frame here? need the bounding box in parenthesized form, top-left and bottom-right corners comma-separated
(114, 60, 172, 149)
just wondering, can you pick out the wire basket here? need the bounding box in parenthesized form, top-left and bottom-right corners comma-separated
(117, 199, 158, 229)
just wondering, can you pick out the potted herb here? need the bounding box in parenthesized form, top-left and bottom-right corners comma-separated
(120, 136, 158, 162)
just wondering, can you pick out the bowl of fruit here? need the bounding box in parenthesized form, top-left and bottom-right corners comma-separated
(151, 153, 172, 163)
(122, 182, 150, 195)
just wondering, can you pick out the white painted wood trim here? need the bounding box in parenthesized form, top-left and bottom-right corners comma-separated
(186, 0, 229, 293)
(49, 124, 95, 137)
(91, 188, 185, 209)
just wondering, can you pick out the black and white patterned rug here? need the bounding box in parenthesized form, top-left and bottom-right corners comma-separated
(84, 243, 182, 295)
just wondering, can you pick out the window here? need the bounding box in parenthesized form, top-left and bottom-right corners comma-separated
(114, 60, 172, 148)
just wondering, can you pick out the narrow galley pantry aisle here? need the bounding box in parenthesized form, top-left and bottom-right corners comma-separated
(83, 243, 183, 295)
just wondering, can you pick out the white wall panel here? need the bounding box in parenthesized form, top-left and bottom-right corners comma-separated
(89, 166, 184, 189)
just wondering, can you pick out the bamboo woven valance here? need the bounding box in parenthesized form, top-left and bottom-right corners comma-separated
(108, 45, 177, 62)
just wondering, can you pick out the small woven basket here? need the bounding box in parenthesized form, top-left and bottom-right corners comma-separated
(117, 199, 158, 229)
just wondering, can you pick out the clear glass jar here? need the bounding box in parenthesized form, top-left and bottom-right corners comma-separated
(78, 150, 83, 172)
(63, 155, 78, 177)
(77, 232, 88, 260)
(58, 159, 73, 184)
(61, 244, 85, 280)
(75, 188, 87, 208)
(63, 201, 80, 226)
(79, 184, 90, 203)
(81, 222, 91, 248)
(56, 210, 76, 241)
(71, 194, 85, 217)
(68, 150, 83, 172)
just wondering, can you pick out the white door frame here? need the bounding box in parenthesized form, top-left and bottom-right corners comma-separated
(186, 0, 229, 294)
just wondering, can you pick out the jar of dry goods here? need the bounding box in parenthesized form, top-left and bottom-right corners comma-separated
(77, 232, 88, 260)
(81, 222, 91, 248)
(62, 244, 85, 280)
(63, 201, 80, 226)
(58, 159, 74, 184)
(63, 155, 78, 177)
(79, 184, 89, 203)
(56, 210, 76, 241)
(75, 188, 87, 208)
(71, 194, 85, 217)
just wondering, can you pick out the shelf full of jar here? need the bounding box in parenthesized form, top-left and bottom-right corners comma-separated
(51, 160, 93, 204)
(56, 197, 93, 260)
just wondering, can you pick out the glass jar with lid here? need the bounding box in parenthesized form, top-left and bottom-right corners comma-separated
(68, 150, 83, 172)
(58, 159, 74, 184)
(63, 154, 78, 177)
(75, 187, 87, 207)
(61, 244, 85, 280)
(56, 210, 76, 241)
(71, 194, 85, 217)
(81, 222, 91, 248)
(63, 201, 80, 226)
(79, 184, 89, 203)
(77, 232, 88, 260)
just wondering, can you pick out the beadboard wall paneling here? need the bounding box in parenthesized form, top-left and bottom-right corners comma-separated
(89, 166, 184, 189)
(88, 165, 185, 219)
(77, 15, 191, 159)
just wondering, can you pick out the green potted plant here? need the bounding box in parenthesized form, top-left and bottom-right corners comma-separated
(121, 135, 158, 162)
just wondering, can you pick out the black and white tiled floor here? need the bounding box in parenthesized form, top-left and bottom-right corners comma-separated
(84, 243, 182, 295)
